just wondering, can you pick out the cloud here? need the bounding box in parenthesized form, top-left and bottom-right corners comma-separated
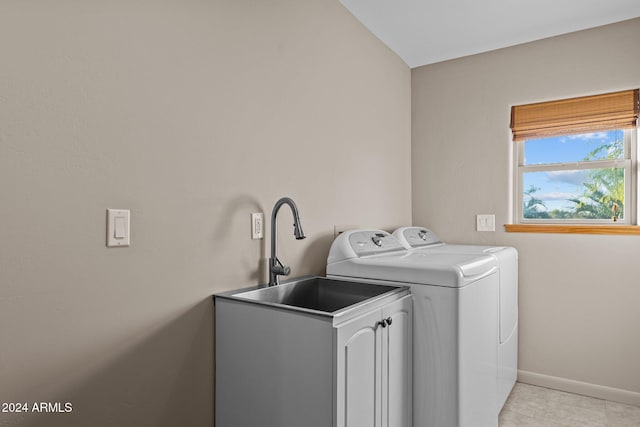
(566, 132, 608, 141)
(523, 190, 577, 203)
(545, 170, 588, 186)
(538, 192, 577, 201)
(558, 131, 611, 144)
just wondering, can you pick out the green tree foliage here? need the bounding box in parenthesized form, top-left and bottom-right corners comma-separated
(522, 135, 624, 220)
(569, 137, 624, 220)
(523, 185, 550, 218)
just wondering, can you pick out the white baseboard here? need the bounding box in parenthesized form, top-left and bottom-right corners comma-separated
(518, 370, 640, 407)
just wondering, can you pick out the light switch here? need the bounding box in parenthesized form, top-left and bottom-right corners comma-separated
(114, 217, 126, 239)
(107, 209, 130, 247)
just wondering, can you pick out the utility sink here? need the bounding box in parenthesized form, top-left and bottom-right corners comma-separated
(216, 276, 407, 318)
(214, 276, 412, 426)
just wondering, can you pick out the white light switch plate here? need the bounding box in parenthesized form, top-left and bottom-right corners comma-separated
(476, 214, 495, 232)
(107, 209, 130, 247)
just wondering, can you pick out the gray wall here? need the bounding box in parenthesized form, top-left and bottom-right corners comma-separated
(0, 1, 411, 425)
(412, 18, 640, 404)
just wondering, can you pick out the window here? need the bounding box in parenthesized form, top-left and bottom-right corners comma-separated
(517, 130, 634, 223)
(509, 90, 640, 232)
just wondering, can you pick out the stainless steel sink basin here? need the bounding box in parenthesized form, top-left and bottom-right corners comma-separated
(218, 276, 406, 316)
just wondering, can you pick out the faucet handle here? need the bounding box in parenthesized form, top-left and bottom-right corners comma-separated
(280, 265, 291, 276)
(271, 258, 291, 277)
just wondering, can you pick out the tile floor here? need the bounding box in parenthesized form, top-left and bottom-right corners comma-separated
(500, 383, 640, 427)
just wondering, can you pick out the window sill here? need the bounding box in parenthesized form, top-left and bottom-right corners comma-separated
(504, 224, 640, 235)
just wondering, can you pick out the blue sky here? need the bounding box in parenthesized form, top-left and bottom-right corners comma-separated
(523, 130, 623, 211)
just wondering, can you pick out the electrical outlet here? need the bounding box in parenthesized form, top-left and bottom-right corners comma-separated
(251, 213, 264, 240)
(476, 214, 495, 232)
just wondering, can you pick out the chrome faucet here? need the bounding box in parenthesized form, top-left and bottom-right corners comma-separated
(269, 197, 306, 286)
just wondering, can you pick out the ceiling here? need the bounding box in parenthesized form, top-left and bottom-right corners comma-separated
(339, 0, 640, 68)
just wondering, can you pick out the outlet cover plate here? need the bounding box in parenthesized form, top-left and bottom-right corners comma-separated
(476, 214, 495, 232)
(251, 213, 264, 240)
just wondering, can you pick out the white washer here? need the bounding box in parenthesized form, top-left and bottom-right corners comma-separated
(393, 226, 518, 410)
(327, 230, 500, 427)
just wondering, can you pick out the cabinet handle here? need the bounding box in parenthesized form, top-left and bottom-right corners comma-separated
(376, 317, 393, 329)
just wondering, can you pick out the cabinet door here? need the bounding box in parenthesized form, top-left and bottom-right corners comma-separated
(336, 309, 382, 427)
(382, 295, 413, 427)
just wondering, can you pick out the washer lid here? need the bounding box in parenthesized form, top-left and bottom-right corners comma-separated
(328, 239, 497, 288)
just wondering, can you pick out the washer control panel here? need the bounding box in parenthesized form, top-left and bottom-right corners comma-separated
(394, 226, 442, 248)
(348, 230, 405, 256)
(327, 229, 407, 264)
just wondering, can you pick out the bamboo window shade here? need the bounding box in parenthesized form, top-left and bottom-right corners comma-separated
(510, 89, 639, 141)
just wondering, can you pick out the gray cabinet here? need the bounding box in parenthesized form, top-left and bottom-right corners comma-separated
(336, 295, 412, 427)
(215, 287, 411, 427)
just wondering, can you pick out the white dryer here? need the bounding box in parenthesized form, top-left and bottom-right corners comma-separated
(327, 230, 500, 427)
(393, 226, 518, 409)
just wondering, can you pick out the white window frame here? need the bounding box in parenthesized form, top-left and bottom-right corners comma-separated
(513, 129, 637, 225)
